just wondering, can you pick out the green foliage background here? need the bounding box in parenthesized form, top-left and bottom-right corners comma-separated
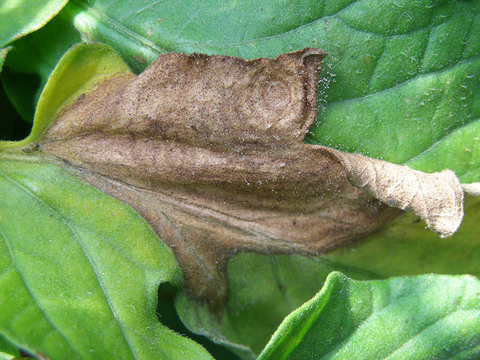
(0, 0, 480, 359)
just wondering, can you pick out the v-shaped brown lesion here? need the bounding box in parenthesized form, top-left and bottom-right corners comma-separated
(39, 48, 462, 313)
(75, 156, 396, 314)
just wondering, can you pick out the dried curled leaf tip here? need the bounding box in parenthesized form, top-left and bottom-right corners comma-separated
(334, 152, 464, 238)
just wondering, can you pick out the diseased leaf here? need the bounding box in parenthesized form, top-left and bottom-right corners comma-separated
(1, 1, 479, 359)
(8, 44, 467, 311)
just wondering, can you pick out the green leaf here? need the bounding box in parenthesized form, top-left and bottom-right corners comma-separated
(0, 159, 213, 360)
(0, 47, 8, 71)
(0, 334, 20, 360)
(0, 0, 69, 47)
(176, 254, 382, 359)
(406, 120, 480, 183)
(258, 272, 480, 360)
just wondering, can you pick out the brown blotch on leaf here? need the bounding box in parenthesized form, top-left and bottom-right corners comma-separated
(39, 48, 464, 314)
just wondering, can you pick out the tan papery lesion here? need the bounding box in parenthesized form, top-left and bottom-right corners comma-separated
(39, 48, 466, 312)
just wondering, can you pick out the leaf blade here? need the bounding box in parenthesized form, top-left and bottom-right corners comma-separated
(258, 272, 480, 360)
(0, 159, 213, 360)
(0, 0, 69, 47)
